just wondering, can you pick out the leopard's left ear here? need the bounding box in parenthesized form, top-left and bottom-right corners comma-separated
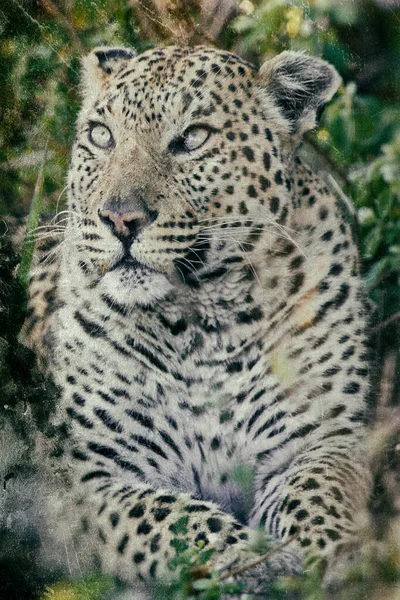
(258, 51, 341, 137)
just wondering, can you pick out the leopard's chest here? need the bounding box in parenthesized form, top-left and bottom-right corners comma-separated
(53, 301, 274, 517)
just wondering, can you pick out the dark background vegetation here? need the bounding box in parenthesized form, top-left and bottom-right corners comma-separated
(0, 1, 400, 598)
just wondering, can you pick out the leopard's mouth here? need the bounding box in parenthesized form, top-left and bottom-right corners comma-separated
(97, 251, 174, 307)
(110, 255, 157, 274)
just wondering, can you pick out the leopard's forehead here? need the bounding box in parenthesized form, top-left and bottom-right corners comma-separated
(114, 45, 257, 84)
(92, 46, 259, 125)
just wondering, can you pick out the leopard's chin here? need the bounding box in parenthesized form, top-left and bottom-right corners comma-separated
(98, 259, 173, 308)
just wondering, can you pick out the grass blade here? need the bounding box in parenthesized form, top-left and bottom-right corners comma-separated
(17, 145, 48, 289)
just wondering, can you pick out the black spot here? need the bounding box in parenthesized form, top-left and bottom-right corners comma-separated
(210, 436, 221, 450)
(325, 529, 341, 541)
(74, 311, 106, 338)
(290, 255, 304, 269)
(319, 207, 328, 220)
(129, 503, 145, 519)
(329, 263, 343, 277)
(323, 365, 341, 377)
(159, 430, 183, 460)
(329, 405, 346, 418)
(334, 284, 350, 309)
(330, 487, 343, 502)
(94, 408, 122, 433)
(310, 496, 324, 506)
(239, 201, 249, 214)
(263, 152, 271, 171)
(247, 185, 257, 198)
(226, 361, 243, 373)
(289, 272, 304, 295)
(117, 534, 129, 554)
(242, 147, 255, 161)
(236, 306, 263, 324)
(321, 230, 333, 242)
(71, 449, 88, 461)
(343, 382, 360, 394)
(150, 560, 158, 578)
(133, 552, 145, 564)
(110, 513, 120, 528)
(327, 505, 341, 519)
(150, 533, 161, 553)
(225, 535, 238, 545)
(137, 520, 153, 535)
(125, 409, 154, 430)
(153, 507, 171, 522)
(220, 410, 234, 423)
(81, 469, 111, 482)
(207, 517, 223, 533)
(318, 281, 329, 293)
(265, 128, 273, 141)
(274, 170, 283, 185)
(67, 407, 94, 429)
(286, 499, 301, 514)
(302, 478, 320, 490)
(295, 509, 309, 522)
(184, 504, 211, 513)
(73, 393, 85, 406)
(156, 495, 177, 503)
(259, 175, 270, 191)
(270, 197, 280, 213)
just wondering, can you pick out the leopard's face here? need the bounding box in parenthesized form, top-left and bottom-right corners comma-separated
(68, 46, 339, 306)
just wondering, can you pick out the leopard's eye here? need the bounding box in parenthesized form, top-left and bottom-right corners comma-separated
(89, 123, 114, 149)
(169, 125, 213, 154)
(182, 126, 210, 151)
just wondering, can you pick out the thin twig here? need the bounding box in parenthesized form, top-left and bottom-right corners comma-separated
(372, 311, 400, 333)
(220, 536, 296, 580)
(327, 174, 355, 216)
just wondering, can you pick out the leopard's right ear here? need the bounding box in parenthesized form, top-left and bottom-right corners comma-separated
(80, 47, 137, 104)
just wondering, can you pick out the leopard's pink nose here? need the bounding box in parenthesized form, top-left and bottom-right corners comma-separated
(99, 192, 158, 242)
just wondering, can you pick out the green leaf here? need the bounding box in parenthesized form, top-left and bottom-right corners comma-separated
(170, 538, 189, 554)
(361, 225, 382, 260)
(198, 548, 216, 565)
(230, 464, 254, 492)
(169, 515, 189, 535)
(364, 257, 390, 290)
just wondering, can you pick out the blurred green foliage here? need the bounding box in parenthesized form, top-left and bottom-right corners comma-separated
(1, 0, 400, 599)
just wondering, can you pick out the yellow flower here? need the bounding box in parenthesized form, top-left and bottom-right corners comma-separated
(285, 7, 303, 38)
(317, 128, 329, 143)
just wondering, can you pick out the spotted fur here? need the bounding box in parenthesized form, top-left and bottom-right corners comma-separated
(23, 46, 371, 593)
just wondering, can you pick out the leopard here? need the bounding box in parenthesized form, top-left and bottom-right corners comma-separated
(18, 45, 372, 596)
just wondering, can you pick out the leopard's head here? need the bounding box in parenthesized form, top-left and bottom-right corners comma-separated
(67, 45, 340, 307)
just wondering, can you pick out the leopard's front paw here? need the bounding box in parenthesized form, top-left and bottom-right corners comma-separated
(215, 534, 302, 597)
